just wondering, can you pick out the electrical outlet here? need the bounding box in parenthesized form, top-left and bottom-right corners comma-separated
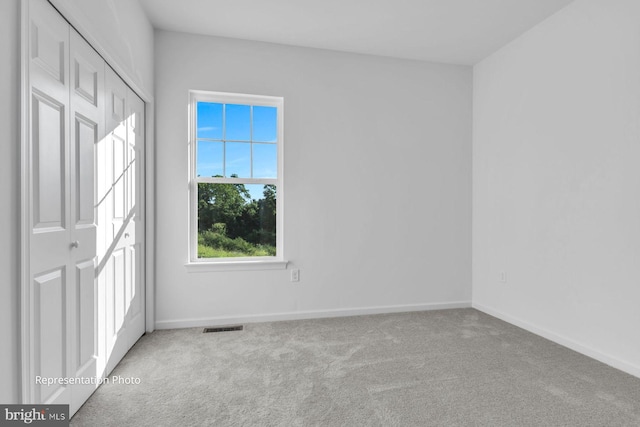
(291, 269, 300, 282)
(500, 271, 506, 283)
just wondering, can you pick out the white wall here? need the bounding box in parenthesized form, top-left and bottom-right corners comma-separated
(473, 0, 640, 377)
(0, 0, 20, 404)
(49, 0, 154, 98)
(155, 31, 472, 328)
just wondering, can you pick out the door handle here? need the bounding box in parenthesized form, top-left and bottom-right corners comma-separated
(124, 233, 130, 238)
(70, 241, 80, 249)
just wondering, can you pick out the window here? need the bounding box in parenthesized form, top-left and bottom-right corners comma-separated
(189, 91, 284, 266)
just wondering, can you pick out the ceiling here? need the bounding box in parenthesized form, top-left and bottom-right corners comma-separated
(139, 0, 574, 65)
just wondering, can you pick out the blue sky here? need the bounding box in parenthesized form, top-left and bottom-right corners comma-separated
(197, 102, 277, 200)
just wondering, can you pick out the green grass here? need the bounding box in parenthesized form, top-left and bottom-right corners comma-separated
(198, 243, 274, 258)
(198, 230, 276, 258)
(197, 230, 276, 258)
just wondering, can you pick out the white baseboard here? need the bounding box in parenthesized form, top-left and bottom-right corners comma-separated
(473, 302, 640, 380)
(155, 300, 472, 330)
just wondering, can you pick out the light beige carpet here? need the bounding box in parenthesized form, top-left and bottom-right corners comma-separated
(71, 309, 640, 426)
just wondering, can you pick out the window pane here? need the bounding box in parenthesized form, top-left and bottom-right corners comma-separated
(225, 104, 251, 141)
(198, 183, 276, 258)
(252, 106, 277, 142)
(196, 141, 223, 177)
(225, 142, 251, 178)
(252, 143, 277, 179)
(197, 102, 223, 140)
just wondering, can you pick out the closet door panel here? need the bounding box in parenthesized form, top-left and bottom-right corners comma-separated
(103, 68, 145, 375)
(69, 28, 104, 414)
(28, 0, 71, 407)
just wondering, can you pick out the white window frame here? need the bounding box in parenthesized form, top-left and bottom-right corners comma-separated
(187, 90, 286, 271)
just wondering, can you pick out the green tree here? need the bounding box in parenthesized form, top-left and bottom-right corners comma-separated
(260, 184, 277, 237)
(197, 175, 250, 233)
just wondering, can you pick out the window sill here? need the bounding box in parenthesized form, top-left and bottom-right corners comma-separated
(185, 259, 288, 273)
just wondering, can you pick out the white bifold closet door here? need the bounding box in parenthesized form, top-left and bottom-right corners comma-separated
(100, 65, 146, 377)
(26, 0, 145, 416)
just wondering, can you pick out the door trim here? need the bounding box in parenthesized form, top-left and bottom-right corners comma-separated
(20, 0, 33, 405)
(20, 0, 155, 405)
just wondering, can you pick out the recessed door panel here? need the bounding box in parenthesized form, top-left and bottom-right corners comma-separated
(28, 0, 68, 105)
(35, 269, 67, 403)
(75, 260, 95, 369)
(32, 93, 65, 229)
(75, 116, 96, 225)
(128, 145, 135, 215)
(74, 58, 98, 105)
(127, 113, 137, 213)
(111, 93, 125, 124)
(30, 22, 65, 84)
(127, 246, 135, 315)
(104, 255, 114, 348)
(112, 135, 126, 220)
(113, 248, 126, 333)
